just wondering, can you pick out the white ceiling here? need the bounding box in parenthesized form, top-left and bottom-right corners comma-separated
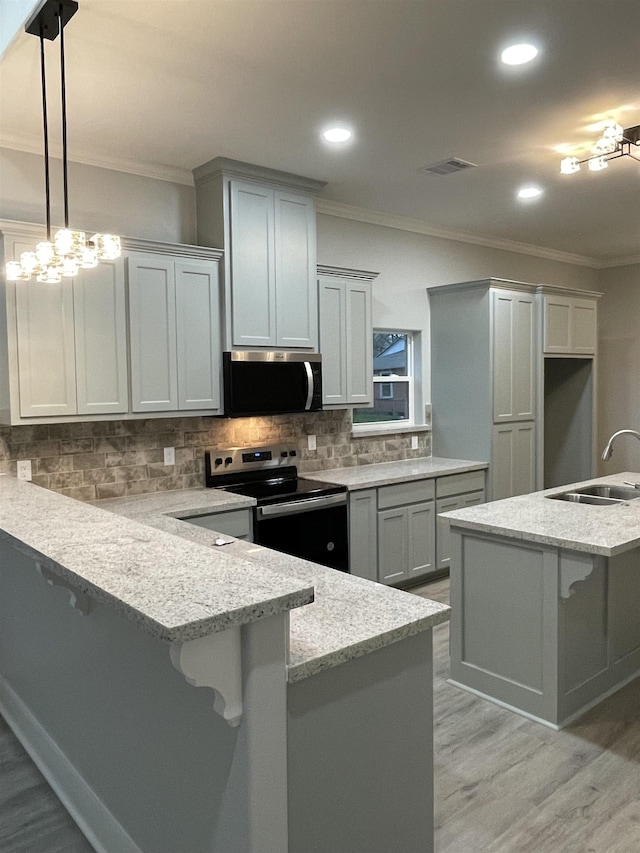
(1, 0, 639, 265)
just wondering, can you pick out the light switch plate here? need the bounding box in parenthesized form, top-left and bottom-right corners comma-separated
(163, 447, 176, 466)
(307, 434, 317, 451)
(411, 435, 419, 450)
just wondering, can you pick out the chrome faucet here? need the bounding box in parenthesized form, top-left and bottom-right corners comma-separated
(601, 429, 640, 461)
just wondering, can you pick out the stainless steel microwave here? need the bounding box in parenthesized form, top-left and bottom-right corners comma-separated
(222, 351, 322, 417)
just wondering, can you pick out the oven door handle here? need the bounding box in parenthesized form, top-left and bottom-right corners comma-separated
(256, 493, 347, 519)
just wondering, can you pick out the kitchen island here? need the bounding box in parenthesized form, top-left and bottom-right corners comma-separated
(0, 475, 448, 853)
(443, 472, 640, 729)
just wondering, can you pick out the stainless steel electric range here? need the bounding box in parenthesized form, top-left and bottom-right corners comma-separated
(204, 445, 349, 572)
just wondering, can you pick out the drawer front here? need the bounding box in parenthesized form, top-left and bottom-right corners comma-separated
(182, 508, 253, 540)
(378, 478, 435, 509)
(436, 470, 485, 498)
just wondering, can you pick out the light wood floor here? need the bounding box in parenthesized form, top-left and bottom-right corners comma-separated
(2, 575, 640, 852)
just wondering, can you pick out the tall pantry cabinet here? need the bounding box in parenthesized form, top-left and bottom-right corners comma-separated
(429, 279, 537, 501)
(429, 279, 600, 500)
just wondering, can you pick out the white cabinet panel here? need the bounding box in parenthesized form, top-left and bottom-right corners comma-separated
(229, 181, 275, 347)
(16, 278, 77, 417)
(319, 281, 347, 405)
(492, 422, 536, 500)
(274, 190, 317, 348)
(128, 256, 178, 412)
(74, 259, 128, 415)
(319, 276, 373, 408)
(492, 289, 535, 422)
(175, 261, 221, 411)
(543, 294, 597, 354)
(346, 283, 373, 405)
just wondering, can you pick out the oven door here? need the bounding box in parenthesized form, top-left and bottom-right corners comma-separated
(254, 493, 349, 572)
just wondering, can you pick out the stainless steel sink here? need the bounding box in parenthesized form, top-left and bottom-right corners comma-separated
(571, 484, 640, 500)
(547, 483, 640, 505)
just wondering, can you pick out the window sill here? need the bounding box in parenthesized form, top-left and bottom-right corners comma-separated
(351, 423, 432, 439)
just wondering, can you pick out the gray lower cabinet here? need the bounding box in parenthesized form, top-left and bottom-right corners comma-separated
(492, 422, 536, 500)
(349, 470, 486, 585)
(128, 254, 221, 414)
(180, 508, 253, 540)
(348, 488, 378, 581)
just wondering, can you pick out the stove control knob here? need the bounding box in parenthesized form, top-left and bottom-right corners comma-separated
(214, 457, 223, 466)
(225, 457, 233, 465)
(289, 449, 297, 457)
(281, 450, 288, 457)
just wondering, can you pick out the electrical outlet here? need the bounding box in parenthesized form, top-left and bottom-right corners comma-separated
(308, 434, 317, 451)
(411, 435, 419, 451)
(163, 447, 175, 466)
(17, 460, 32, 481)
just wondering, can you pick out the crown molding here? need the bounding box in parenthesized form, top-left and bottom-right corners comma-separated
(0, 138, 194, 186)
(315, 198, 608, 269)
(317, 264, 379, 282)
(595, 254, 640, 269)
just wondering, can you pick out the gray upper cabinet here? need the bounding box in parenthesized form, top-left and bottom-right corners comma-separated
(128, 254, 221, 414)
(7, 224, 127, 419)
(542, 290, 598, 354)
(229, 181, 316, 349)
(0, 223, 223, 425)
(318, 267, 377, 408)
(193, 157, 326, 352)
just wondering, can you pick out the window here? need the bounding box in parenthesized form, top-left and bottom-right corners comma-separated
(353, 331, 415, 427)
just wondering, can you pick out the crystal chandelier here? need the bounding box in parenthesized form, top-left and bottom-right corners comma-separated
(560, 122, 640, 175)
(5, 0, 120, 284)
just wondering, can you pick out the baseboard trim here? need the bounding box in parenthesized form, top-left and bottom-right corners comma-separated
(446, 678, 561, 730)
(0, 677, 142, 853)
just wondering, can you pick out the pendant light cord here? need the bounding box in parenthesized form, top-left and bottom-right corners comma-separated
(39, 31, 51, 241)
(59, 2, 69, 229)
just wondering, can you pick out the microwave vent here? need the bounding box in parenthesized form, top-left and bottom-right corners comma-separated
(417, 158, 476, 177)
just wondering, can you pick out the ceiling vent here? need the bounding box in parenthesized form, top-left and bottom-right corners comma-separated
(417, 158, 476, 177)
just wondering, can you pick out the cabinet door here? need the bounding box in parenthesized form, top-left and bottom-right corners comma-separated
(346, 282, 373, 405)
(492, 422, 536, 500)
(378, 508, 408, 584)
(436, 496, 462, 572)
(571, 298, 597, 354)
(74, 259, 128, 415)
(349, 489, 378, 582)
(274, 190, 317, 349)
(492, 289, 535, 421)
(543, 295, 572, 353)
(175, 261, 221, 411)
(15, 278, 77, 417)
(128, 256, 178, 412)
(319, 280, 347, 405)
(407, 501, 436, 579)
(229, 180, 276, 347)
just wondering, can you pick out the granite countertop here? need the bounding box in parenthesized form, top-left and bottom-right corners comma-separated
(0, 476, 450, 681)
(94, 484, 451, 681)
(441, 472, 640, 557)
(305, 456, 488, 490)
(0, 476, 313, 643)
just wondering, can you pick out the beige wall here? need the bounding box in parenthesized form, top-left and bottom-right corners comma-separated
(596, 263, 640, 475)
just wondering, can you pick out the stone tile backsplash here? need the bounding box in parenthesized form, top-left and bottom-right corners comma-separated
(0, 411, 431, 501)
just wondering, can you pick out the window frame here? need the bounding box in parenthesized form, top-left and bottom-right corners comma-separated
(353, 329, 416, 430)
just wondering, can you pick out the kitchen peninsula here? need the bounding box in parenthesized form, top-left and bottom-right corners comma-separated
(0, 474, 448, 853)
(444, 472, 640, 729)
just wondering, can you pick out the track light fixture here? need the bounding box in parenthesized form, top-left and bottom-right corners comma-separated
(560, 123, 640, 175)
(5, 0, 120, 284)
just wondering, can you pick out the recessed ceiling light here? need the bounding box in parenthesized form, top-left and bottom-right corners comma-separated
(517, 185, 543, 200)
(501, 43, 539, 65)
(322, 127, 352, 143)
